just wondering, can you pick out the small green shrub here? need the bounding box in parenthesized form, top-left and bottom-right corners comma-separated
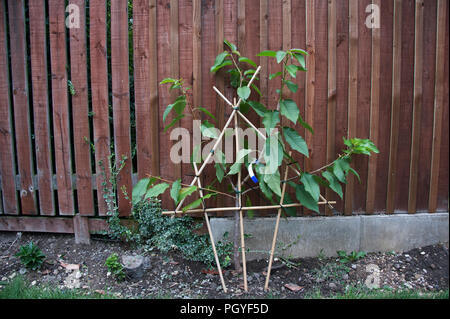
(337, 250, 367, 263)
(131, 198, 232, 269)
(15, 241, 45, 270)
(105, 253, 126, 281)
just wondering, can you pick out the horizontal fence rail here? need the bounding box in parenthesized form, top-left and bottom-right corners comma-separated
(0, 0, 448, 236)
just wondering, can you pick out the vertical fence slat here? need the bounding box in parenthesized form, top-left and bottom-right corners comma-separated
(267, 0, 282, 112)
(313, 0, 328, 215)
(29, 0, 53, 216)
(170, 0, 182, 184)
(345, 0, 358, 215)
(259, 0, 268, 107)
(335, 0, 349, 214)
(374, 0, 393, 212)
(437, 6, 449, 211)
(291, 0, 306, 216)
(396, 0, 415, 211)
(0, 1, 17, 215)
(408, 0, 424, 213)
(366, 0, 381, 214)
(428, 0, 447, 213)
(386, 0, 402, 214)
(89, 0, 110, 216)
(416, 0, 436, 211)
(305, 0, 315, 174)
(49, 0, 74, 215)
(70, 0, 94, 216)
(326, 0, 336, 216)
(353, 0, 372, 212)
(180, 0, 194, 188)
(134, 0, 155, 179)
(111, 0, 132, 216)
(8, 0, 36, 215)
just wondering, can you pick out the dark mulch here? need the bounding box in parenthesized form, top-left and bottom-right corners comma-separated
(0, 232, 448, 298)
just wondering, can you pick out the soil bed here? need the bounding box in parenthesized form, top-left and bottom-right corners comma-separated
(0, 232, 448, 298)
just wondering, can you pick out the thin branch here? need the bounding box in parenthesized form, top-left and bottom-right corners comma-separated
(145, 174, 236, 199)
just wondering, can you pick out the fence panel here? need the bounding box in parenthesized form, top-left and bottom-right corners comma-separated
(0, 0, 448, 236)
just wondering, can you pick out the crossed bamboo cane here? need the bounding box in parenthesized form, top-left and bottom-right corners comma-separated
(162, 65, 335, 292)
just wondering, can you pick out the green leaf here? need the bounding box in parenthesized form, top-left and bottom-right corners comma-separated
(257, 50, 277, 57)
(298, 113, 314, 134)
(285, 80, 299, 93)
(322, 170, 343, 199)
(348, 167, 361, 183)
(276, 50, 287, 63)
(269, 72, 282, 80)
(251, 84, 262, 97)
(227, 149, 253, 175)
(281, 193, 297, 217)
(264, 170, 282, 197)
(210, 51, 229, 73)
(201, 120, 218, 139)
(300, 173, 320, 202)
(246, 197, 255, 218)
(333, 158, 350, 183)
(239, 57, 257, 68)
(290, 48, 309, 56)
(178, 186, 198, 202)
(210, 60, 233, 73)
(286, 64, 299, 78)
(215, 163, 225, 183)
(247, 101, 268, 117)
(264, 134, 283, 175)
(293, 53, 306, 70)
(170, 179, 182, 204)
(279, 99, 300, 124)
(282, 127, 309, 157)
(237, 86, 251, 101)
(163, 114, 185, 132)
(159, 78, 178, 85)
(163, 96, 186, 123)
(182, 193, 214, 212)
(224, 39, 237, 52)
(262, 111, 280, 132)
(196, 107, 216, 121)
(296, 184, 319, 213)
(132, 178, 152, 204)
(144, 183, 170, 199)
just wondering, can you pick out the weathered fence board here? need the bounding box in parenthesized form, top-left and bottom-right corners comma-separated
(0, 0, 448, 235)
(0, 0, 17, 215)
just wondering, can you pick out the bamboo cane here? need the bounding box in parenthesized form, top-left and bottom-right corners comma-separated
(162, 201, 336, 215)
(193, 162, 227, 293)
(264, 155, 291, 291)
(234, 110, 248, 292)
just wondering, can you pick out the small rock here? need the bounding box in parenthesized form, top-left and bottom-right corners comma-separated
(420, 251, 426, 255)
(342, 274, 349, 280)
(423, 269, 427, 274)
(351, 264, 357, 270)
(75, 271, 82, 279)
(404, 282, 413, 289)
(394, 264, 401, 270)
(1, 277, 8, 281)
(9, 273, 16, 279)
(247, 276, 253, 282)
(414, 274, 422, 280)
(106, 271, 111, 277)
(19, 268, 27, 275)
(404, 254, 410, 258)
(31, 280, 36, 286)
(329, 282, 337, 290)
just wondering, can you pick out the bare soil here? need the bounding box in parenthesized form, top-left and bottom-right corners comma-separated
(0, 232, 448, 298)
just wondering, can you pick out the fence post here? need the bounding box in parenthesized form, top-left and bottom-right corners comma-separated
(73, 214, 90, 245)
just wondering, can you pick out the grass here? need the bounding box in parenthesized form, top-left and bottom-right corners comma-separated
(1, 276, 448, 299)
(0, 276, 116, 299)
(304, 285, 449, 299)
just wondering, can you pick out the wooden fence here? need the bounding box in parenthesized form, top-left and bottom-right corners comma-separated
(0, 0, 448, 237)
